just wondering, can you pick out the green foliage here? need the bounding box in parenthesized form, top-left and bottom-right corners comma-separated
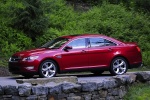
(0, 23, 32, 57)
(124, 83, 150, 100)
(11, 0, 49, 41)
(133, 0, 150, 12)
(0, 0, 150, 68)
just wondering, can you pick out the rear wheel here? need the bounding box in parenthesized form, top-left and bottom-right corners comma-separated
(39, 60, 58, 78)
(110, 57, 128, 75)
(91, 70, 104, 75)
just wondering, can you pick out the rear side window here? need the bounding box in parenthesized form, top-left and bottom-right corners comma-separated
(89, 38, 116, 47)
(104, 39, 116, 46)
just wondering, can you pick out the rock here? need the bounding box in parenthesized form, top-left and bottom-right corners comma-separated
(58, 93, 68, 99)
(103, 79, 118, 89)
(18, 83, 32, 87)
(16, 76, 77, 85)
(26, 95, 37, 100)
(97, 82, 104, 90)
(81, 82, 97, 92)
(114, 74, 136, 85)
(112, 88, 119, 96)
(83, 94, 92, 100)
(62, 82, 81, 93)
(92, 94, 100, 100)
(38, 95, 47, 100)
(0, 86, 4, 95)
(119, 86, 127, 98)
(67, 96, 82, 100)
(32, 86, 48, 95)
(3, 95, 12, 98)
(12, 96, 21, 100)
(99, 90, 107, 98)
(106, 96, 115, 100)
(136, 72, 150, 82)
(49, 84, 62, 94)
(4, 85, 18, 95)
(18, 85, 31, 96)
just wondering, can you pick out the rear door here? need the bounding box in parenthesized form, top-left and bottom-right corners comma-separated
(88, 37, 116, 68)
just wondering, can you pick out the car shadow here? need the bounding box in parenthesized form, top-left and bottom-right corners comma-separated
(57, 73, 113, 77)
(8, 72, 113, 79)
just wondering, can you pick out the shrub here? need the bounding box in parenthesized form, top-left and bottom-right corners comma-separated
(0, 23, 32, 57)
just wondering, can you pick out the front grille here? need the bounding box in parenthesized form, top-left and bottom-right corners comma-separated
(10, 56, 21, 62)
(9, 65, 20, 72)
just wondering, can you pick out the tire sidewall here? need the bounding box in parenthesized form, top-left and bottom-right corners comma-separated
(39, 60, 58, 78)
(110, 57, 128, 75)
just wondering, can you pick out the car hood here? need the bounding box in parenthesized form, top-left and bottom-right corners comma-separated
(13, 48, 55, 57)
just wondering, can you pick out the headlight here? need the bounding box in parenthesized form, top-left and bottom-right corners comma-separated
(22, 56, 39, 61)
(9, 57, 12, 62)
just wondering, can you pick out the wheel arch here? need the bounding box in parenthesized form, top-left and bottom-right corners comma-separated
(38, 58, 61, 74)
(110, 55, 130, 68)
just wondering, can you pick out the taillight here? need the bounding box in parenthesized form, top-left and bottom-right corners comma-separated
(136, 46, 141, 52)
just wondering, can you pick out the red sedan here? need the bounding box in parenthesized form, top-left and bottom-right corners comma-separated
(9, 34, 142, 78)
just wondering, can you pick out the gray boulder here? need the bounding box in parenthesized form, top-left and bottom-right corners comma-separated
(62, 82, 81, 93)
(81, 82, 97, 92)
(32, 86, 48, 95)
(136, 72, 150, 82)
(0, 86, 4, 95)
(4, 85, 18, 95)
(18, 85, 31, 96)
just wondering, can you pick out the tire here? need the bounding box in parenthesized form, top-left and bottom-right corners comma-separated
(22, 74, 34, 78)
(91, 70, 104, 75)
(110, 57, 128, 75)
(39, 60, 58, 78)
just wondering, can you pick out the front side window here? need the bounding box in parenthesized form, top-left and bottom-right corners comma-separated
(67, 38, 86, 49)
(41, 37, 69, 49)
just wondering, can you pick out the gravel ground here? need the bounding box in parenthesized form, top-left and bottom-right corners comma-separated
(0, 67, 11, 76)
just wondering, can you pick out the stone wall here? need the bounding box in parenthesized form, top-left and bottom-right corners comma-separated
(0, 72, 150, 100)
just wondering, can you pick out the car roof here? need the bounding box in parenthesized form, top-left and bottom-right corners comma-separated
(61, 34, 105, 39)
(61, 34, 124, 45)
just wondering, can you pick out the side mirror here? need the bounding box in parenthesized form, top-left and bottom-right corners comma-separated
(64, 46, 72, 51)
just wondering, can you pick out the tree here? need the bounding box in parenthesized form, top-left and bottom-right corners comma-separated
(11, 0, 49, 41)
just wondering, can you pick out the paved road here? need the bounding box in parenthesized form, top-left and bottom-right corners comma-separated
(0, 73, 112, 86)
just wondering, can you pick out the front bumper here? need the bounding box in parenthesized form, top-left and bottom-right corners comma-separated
(8, 61, 39, 74)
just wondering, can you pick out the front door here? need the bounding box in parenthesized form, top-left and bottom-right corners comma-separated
(61, 38, 89, 70)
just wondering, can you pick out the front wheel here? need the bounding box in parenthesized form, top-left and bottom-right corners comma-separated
(39, 60, 58, 78)
(110, 57, 128, 75)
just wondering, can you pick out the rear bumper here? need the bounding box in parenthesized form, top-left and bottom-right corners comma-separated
(130, 62, 143, 68)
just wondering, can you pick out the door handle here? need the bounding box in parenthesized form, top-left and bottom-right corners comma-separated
(81, 50, 86, 53)
(108, 48, 112, 51)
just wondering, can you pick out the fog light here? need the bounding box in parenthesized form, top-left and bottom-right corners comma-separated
(26, 66, 34, 70)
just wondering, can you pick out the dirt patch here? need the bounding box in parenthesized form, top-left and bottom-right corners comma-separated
(0, 67, 12, 76)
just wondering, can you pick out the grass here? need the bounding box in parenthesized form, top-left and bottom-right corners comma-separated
(0, 57, 8, 67)
(124, 83, 150, 100)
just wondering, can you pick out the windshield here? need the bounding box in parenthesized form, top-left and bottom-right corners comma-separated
(41, 37, 69, 49)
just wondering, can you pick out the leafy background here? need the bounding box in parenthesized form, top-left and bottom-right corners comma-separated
(0, 0, 150, 68)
